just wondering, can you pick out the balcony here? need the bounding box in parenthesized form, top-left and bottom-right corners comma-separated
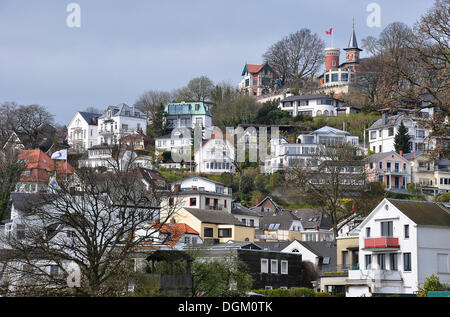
(364, 237, 399, 249)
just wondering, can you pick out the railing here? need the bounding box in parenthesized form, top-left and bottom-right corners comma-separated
(364, 237, 399, 249)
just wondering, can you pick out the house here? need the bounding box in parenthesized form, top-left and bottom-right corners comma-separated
(133, 167, 168, 192)
(365, 151, 411, 192)
(346, 198, 450, 297)
(262, 239, 337, 292)
(155, 131, 191, 157)
(67, 111, 101, 152)
(2, 132, 25, 152)
(292, 209, 334, 242)
(251, 196, 284, 214)
(164, 101, 212, 131)
(404, 152, 450, 196)
(119, 132, 154, 151)
(135, 222, 202, 250)
(15, 149, 75, 193)
(279, 94, 345, 118)
(231, 202, 263, 228)
(167, 176, 233, 214)
(194, 136, 235, 174)
(368, 109, 432, 154)
(263, 126, 361, 174)
(78, 145, 147, 172)
(256, 211, 303, 242)
(97, 104, 147, 145)
(169, 207, 255, 244)
(239, 62, 279, 97)
(317, 23, 363, 95)
(196, 242, 307, 290)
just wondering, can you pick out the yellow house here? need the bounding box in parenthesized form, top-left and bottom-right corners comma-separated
(170, 207, 255, 243)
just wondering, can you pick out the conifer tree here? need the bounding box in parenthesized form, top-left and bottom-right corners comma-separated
(394, 122, 412, 153)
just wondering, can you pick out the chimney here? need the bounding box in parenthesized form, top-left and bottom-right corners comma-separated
(174, 184, 181, 193)
(400, 150, 404, 157)
(314, 226, 319, 231)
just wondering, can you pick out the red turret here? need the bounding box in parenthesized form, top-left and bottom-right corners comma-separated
(324, 48, 340, 71)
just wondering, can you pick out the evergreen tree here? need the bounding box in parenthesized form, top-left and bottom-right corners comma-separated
(148, 103, 166, 138)
(394, 122, 412, 153)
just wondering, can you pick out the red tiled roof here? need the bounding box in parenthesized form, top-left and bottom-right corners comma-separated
(18, 149, 75, 182)
(150, 223, 199, 247)
(246, 64, 266, 73)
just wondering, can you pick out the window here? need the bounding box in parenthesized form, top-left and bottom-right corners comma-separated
(323, 257, 330, 265)
(377, 254, 386, 270)
(265, 286, 272, 290)
(341, 73, 348, 82)
(370, 131, 377, 140)
(342, 251, 349, 267)
(271, 259, 278, 273)
(189, 197, 197, 206)
(403, 253, 412, 271)
(218, 228, 232, 238)
(50, 265, 59, 276)
(388, 127, 394, 136)
(204, 227, 213, 237)
(168, 198, 174, 206)
(437, 254, 450, 273)
(366, 227, 371, 238)
(249, 219, 255, 227)
(16, 224, 25, 240)
(331, 73, 339, 82)
(381, 221, 393, 237)
(390, 253, 398, 270)
(365, 255, 372, 269)
(404, 225, 409, 239)
(281, 261, 288, 274)
(261, 259, 268, 273)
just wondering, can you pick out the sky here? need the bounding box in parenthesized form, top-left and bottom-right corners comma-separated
(0, 0, 436, 124)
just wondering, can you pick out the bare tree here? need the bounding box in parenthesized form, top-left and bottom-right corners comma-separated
(263, 28, 325, 86)
(174, 76, 215, 102)
(0, 103, 55, 149)
(134, 90, 172, 124)
(285, 143, 367, 240)
(0, 165, 179, 296)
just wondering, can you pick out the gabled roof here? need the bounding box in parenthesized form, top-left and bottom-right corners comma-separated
(365, 151, 409, 164)
(313, 126, 350, 135)
(254, 241, 292, 252)
(8, 192, 48, 215)
(259, 211, 302, 231)
(241, 62, 275, 76)
(387, 199, 450, 227)
(134, 167, 167, 189)
(183, 208, 245, 226)
(18, 149, 76, 182)
(253, 196, 284, 213)
(292, 209, 332, 230)
(151, 223, 199, 247)
(78, 112, 101, 125)
(231, 202, 263, 218)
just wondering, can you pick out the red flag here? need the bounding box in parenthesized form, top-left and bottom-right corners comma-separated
(325, 28, 333, 35)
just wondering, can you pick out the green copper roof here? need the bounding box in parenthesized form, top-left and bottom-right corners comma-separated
(164, 102, 212, 116)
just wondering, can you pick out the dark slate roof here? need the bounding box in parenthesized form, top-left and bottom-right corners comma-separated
(231, 202, 263, 218)
(183, 208, 245, 226)
(344, 26, 362, 51)
(254, 196, 284, 213)
(292, 209, 332, 230)
(78, 112, 101, 125)
(297, 240, 337, 274)
(387, 199, 450, 227)
(436, 159, 450, 166)
(259, 211, 301, 231)
(254, 241, 292, 252)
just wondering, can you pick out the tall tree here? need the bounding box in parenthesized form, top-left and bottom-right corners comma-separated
(134, 90, 172, 124)
(174, 76, 214, 102)
(263, 28, 325, 86)
(394, 122, 412, 153)
(285, 143, 367, 240)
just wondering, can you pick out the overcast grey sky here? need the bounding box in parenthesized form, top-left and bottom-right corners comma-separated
(0, 0, 435, 124)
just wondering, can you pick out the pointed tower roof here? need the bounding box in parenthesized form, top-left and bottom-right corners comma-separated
(344, 19, 362, 51)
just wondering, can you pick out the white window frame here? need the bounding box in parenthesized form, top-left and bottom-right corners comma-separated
(270, 259, 278, 274)
(261, 258, 268, 273)
(281, 260, 288, 274)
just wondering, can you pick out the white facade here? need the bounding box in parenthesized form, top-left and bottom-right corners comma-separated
(279, 95, 345, 117)
(67, 112, 101, 152)
(97, 104, 147, 145)
(368, 113, 432, 154)
(263, 126, 360, 174)
(194, 137, 235, 174)
(346, 198, 450, 296)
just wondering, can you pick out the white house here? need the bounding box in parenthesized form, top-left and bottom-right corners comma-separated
(97, 104, 147, 145)
(279, 94, 357, 118)
(263, 126, 361, 174)
(346, 198, 450, 297)
(194, 136, 235, 174)
(165, 102, 212, 131)
(67, 112, 101, 152)
(368, 110, 432, 154)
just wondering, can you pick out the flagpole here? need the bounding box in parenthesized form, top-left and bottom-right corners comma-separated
(331, 25, 334, 48)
